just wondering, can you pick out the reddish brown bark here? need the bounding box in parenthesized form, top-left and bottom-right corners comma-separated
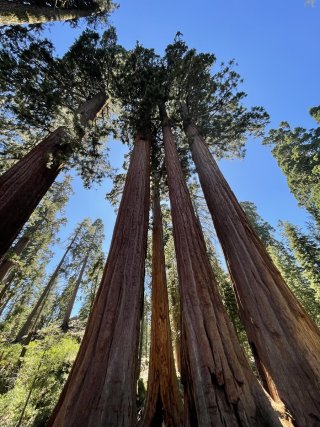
(139, 184, 183, 427)
(48, 131, 151, 427)
(0, 92, 107, 258)
(161, 106, 283, 427)
(182, 112, 320, 426)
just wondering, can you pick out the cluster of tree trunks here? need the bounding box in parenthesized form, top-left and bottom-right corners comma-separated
(0, 71, 318, 425)
(139, 183, 183, 426)
(183, 107, 320, 426)
(48, 131, 150, 426)
(0, 91, 107, 258)
(161, 105, 283, 426)
(181, 106, 320, 426)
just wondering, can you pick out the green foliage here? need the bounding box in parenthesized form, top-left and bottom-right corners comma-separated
(0, 28, 120, 186)
(241, 201, 320, 324)
(8, 0, 110, 11)
(0, 177, 72, 339)
(241, 201, 276, 246)
(53, 218, 105, 324)
(282, 222, 320, 304)
(264, 109, 320, 223)
(163, 35, 269, 159)
(269, 240, 320, 325)
(0, 326, 79, 426)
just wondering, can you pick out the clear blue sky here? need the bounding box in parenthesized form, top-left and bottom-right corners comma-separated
(43, 0, 320, 265)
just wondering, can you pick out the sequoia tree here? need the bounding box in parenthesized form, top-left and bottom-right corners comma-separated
(181, 106, 320, 425)
(0, 92, 106, 258)
(139, 178, 183, 426)
(48, 131, 150, 426)
(0, 0, 113, 26)
(157, 37, 320, 423)
(0, 30, 121, 257)
(161, 105, 282, 426)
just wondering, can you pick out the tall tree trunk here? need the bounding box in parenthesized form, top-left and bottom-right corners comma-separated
(48, 131, 151, 427)
(0, 91, 107, 258)
(161, 105, 283, 427)
(0, 1, 101, 26)
(139, 183, 183, 427)
(182, 107, 320, 426)
(0, 235, 29, 282)
(0, 270, 16, 307)
(0, 281, 13, 316)
(14, 225, 81, 343)
(61, 254, 89, 332)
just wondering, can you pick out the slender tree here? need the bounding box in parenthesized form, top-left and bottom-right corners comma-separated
(0, 236, 29, 283)
(0, 176, 71, 292)
(14, 223, 83, 343)
(139, 179, 183, 426)
(60, 219, 104, 331)
(48, 131, 151, 426)
(181, 105, 320, 425)
(0, 0, 113, 26)
(161, 105, 282, 426)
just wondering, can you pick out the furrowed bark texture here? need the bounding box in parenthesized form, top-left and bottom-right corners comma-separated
(183, 116, 320, 426)
(161, 107, 283, 427)
(0, 2, 98, 26)
(48, 132, 150, 427)
(0, 92, 107, 258)
(139, 185, 183, 427)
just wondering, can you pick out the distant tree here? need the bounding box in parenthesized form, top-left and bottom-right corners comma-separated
(59, 219, 105, 331)
(0, 176, 71, 287)
(0, 177, 72, 329)
(282, 221, 320, 302)
(14, 221, 84, 343)
(77, 252, 104, 321)
(241, 201, 320, 324)
(0, 327, 79, 426)
(264, 106, 320, 224)
(0, 0, 114, 26)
